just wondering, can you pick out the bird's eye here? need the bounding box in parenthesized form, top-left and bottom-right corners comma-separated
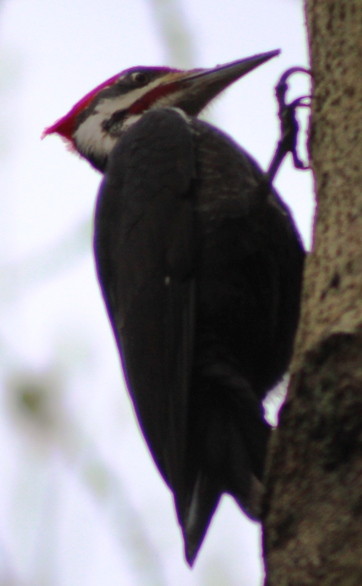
(131, 71, 148, 85)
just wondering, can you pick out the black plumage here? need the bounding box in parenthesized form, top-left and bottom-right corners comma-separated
(43, 52, 305, 564)
(94, 107, 304, 564)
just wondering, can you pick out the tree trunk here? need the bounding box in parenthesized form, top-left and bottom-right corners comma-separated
(263, 1, 362, 584)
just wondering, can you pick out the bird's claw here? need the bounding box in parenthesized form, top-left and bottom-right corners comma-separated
(266, 67, 312, 184)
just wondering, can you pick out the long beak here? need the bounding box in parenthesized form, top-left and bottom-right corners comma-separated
(170, 49, 280, 115)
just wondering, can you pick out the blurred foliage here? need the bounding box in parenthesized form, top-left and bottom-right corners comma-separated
(148, 0, 196, 67)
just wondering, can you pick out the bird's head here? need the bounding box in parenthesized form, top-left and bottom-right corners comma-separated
(43, 50, 280, 171)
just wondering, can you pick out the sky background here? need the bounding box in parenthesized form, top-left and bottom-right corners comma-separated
(0, 0, 312, 584)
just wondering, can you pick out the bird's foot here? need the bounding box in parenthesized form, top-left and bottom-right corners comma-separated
(266, 66, 312, 185)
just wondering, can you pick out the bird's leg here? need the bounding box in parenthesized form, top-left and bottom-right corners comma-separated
(265, 67, 312, 186)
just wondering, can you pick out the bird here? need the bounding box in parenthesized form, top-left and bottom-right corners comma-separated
(43, 50, 305, 565)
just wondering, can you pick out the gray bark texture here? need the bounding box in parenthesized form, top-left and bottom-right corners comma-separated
(262, 1, 362, 585)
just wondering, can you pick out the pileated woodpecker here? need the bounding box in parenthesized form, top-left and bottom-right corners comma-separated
(44, 50, 304, 565)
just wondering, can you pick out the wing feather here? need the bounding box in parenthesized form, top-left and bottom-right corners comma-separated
(94, 109, 196, 507)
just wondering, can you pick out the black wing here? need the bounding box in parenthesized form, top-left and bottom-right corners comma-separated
(94, 109, 196, 512)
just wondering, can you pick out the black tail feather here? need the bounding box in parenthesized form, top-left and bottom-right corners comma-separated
(175, 368, 271, 565)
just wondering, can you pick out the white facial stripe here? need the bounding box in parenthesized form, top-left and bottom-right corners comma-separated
(74, 110, 118, 160)
(95, 76, 172, 119)
(73, 76, 185, 163)
(122, 114, 142, 130)
(74, 77, 174, 160)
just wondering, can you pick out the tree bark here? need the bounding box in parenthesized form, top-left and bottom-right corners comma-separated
(263, 1, 362, 584)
